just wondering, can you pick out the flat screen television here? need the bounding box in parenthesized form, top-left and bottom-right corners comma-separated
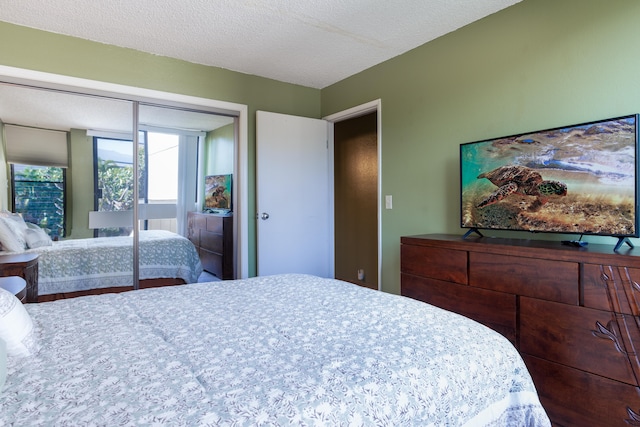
(204, 174, 232, 213)
(460, 114, 639, 250)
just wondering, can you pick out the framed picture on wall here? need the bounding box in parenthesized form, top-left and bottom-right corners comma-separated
(204, 174, 232, 211)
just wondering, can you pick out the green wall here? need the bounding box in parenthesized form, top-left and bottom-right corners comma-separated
(202, 124, 235, 209)
(205, 124, 235, 176)
(321, 0, 640, 294)
(2, 0, 640, 291)
(0, 21, 321, 276)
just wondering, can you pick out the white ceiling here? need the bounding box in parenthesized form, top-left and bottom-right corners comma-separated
(0, 83, 235, 132)
(0, 0, 521, 89)
(0, 0, 521, 133)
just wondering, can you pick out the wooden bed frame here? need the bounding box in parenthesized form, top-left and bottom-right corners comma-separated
(37, 278, 186, 302)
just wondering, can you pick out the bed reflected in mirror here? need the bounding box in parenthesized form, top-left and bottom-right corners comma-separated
(0, 82, 236, 301)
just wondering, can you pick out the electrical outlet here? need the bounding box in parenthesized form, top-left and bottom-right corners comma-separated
(385, 195, 393, 209)
(357, 269, 365, 281)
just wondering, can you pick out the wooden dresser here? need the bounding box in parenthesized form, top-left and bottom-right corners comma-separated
(401, 233, 640, 427)
(187, 212, 233, 280)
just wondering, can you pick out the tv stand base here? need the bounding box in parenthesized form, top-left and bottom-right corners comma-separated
(614, 237, 634, 252)
(462, 228, 484, 239)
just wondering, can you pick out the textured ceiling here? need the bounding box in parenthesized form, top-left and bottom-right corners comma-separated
(0, 0, 521, 89)
(0, 83, 235, 132)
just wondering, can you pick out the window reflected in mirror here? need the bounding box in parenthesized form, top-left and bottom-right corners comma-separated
(0, 81, 239, 299)
(11, 164, 65, 240)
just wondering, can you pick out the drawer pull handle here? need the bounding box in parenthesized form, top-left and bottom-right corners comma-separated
(626, 406, 640, 426)
(592, 320, 627, 355)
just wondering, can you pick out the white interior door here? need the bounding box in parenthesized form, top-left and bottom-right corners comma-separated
(256, 111, 332, 277)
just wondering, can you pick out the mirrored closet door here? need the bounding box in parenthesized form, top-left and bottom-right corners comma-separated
(135, 103, 235, 286)
(0, 82, 236, 302)
(0, 82, 135, 301)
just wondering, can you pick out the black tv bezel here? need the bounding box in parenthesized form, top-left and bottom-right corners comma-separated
(459, 113, 640, 240)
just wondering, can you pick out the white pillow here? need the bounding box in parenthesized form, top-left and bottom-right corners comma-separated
(0, 217, 26, 253)
(0, 287, 38, 357)
(23, 223, 53, 248)
(0, 212, 28, 231)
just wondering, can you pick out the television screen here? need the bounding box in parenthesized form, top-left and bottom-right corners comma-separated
(460, 114, 639, 240)
(204, 174, 232, 211)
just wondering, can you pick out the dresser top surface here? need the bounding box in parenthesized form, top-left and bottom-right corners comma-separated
(401, 233, 640, 266)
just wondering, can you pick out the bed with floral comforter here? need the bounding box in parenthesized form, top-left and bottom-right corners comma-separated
(22, 230, 203, 296)
(0, 274, 550, 426)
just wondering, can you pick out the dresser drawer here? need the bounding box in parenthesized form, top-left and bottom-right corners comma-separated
(469, 252, 578, 304)
(205, 215, 225, 233)
(187, 214, 204, 244)
(187, 234, 199, 247)
(188, 212, 233, 280)
(200, 230, 224, 254)
(201, 249, 223, 278)
(520, 297, 637, 386)
(401, 273, 516, 343)
(190, 213, 207, 230)
(524, 354, 640, 427)
(583, 263, 640, 315)
(400, 244, 467, 284)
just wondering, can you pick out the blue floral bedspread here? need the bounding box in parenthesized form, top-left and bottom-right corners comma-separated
(25, 230, 203, 295)
(0, 274, 551, 426)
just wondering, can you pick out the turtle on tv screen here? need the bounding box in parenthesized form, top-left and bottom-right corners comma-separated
(204, 174, 232, 212)
(460, 114, 639, 243)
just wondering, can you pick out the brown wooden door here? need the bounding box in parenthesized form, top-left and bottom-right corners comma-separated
(334, 112, 378, 289)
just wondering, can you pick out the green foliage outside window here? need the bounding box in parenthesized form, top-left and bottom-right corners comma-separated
(95, 144, 146, 237)
(97, 159, 134, 212)
(13, 165, 65, 239)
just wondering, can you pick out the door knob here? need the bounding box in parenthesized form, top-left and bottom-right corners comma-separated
(261, 212, 270, 220)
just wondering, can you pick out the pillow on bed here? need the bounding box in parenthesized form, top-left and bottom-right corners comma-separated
(0, 211, 29, 244)
(0, 217, 26, 253)
(0, 287, 37, 357)
(0, 211, 28, 231)
(23, 223, 53, 248)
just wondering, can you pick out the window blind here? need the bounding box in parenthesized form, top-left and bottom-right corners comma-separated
(4, 125, 68, 167)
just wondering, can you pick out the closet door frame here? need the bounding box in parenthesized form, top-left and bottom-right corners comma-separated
(0, 65, 249, 279)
